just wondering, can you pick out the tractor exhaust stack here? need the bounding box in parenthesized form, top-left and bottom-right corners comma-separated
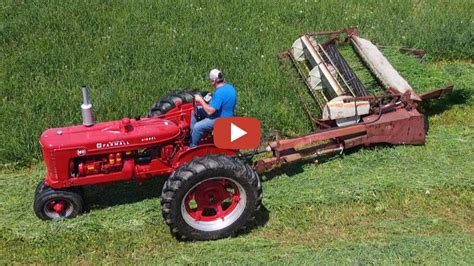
(81, 86, 95, 127)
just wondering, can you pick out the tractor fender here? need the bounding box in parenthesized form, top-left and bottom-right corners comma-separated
(172, 144, 236, 168)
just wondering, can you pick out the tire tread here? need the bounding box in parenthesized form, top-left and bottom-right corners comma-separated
(161, 154, 262, 241)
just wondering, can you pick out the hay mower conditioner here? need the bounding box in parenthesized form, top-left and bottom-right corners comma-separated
(34, 28, 451, 241)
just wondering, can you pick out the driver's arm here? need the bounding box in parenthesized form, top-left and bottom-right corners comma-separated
(195, 95, 216, 115)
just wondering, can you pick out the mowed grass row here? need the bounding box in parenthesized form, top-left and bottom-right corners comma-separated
(0, 59, 472, 262)
(0, 59, 473, 263)
(1, 0, 474, 166)
(1, 0, 473, 263)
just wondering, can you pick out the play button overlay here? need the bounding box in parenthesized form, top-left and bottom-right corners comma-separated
(214, 117, 260, 149)
(231, 123, 247, 142)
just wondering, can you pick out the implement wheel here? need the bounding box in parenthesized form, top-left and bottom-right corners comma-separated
(161, 154, 262, 241)
(33, 182, 84, 220)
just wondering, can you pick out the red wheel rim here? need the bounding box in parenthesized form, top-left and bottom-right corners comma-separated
(184, 178, 241, 222)
(44, 199, 73, 218)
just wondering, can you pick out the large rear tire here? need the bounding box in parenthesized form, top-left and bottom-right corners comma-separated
(148, 89, 206, 117)
(161, 154, 262, 241)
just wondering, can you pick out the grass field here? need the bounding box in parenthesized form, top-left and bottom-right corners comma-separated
(1, 0, 473, 264)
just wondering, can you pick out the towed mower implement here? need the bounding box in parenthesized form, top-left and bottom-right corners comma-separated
(254, 28, 452, 173)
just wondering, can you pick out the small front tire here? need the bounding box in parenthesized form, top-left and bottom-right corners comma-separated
(33, 182, 84, 220)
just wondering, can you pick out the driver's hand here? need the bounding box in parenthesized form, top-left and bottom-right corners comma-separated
(203, 93, 212, 103)
(194, 94, 203, 103)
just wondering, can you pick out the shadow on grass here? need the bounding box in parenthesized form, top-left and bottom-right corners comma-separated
(81, 176, 272, 231)
(238, 205, 270, 237)
(419, 88, 471, 116)
(82, 177, 166, 211)
(259, 143, 414, 182)
(261, 153, 342, 181)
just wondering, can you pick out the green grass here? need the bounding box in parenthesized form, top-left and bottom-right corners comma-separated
(1, 0, 473, 166)
(1, 0, 473, 264)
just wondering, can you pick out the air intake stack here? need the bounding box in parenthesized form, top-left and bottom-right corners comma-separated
(81, 86, 95, 127)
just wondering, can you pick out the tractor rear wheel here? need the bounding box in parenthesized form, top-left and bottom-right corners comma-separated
(161, 154, 262, 241)
(148, 89, 206, 117)
(33, 182, 84, 220)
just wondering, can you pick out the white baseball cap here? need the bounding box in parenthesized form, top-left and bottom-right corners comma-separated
(208, 68, 224, 82)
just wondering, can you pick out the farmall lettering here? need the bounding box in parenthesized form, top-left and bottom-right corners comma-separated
(96, 140, 129, 149)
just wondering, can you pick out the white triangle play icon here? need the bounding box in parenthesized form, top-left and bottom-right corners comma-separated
(230, 123, 247, 142)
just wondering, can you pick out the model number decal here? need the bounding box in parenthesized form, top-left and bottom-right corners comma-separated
(141, 136, 156, 142)
(96, 140, 130, 149)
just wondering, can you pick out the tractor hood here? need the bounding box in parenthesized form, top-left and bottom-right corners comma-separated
(40, 117, 181, 154)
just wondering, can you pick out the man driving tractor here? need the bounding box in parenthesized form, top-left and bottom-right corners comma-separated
(190, 68, 237, 147)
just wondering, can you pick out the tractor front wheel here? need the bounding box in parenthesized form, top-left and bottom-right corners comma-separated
(33, 182, 84, 220)
(161, 154, 262, 241)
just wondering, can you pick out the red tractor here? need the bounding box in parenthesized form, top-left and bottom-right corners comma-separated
(34, 29, 452, 241)
(34, 86, 262, 241)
